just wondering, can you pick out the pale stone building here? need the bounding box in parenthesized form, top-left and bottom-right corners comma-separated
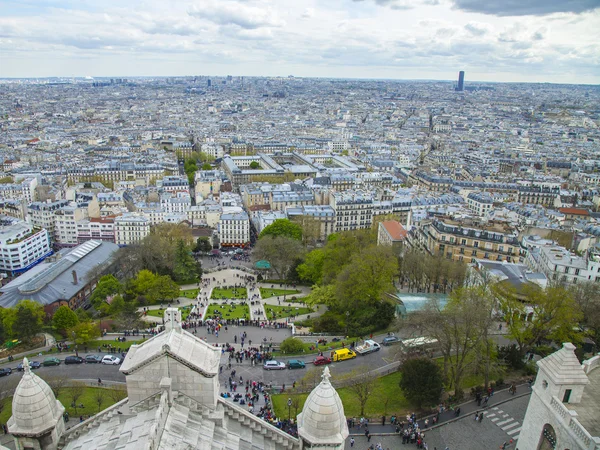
(6, 308, 349, 449)
(517, 343, 600, 450)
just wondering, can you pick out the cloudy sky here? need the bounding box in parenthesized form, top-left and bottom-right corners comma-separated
(0, 0, 599, 83)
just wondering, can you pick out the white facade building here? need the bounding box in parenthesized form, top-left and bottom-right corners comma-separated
(329, 190, 373, 232)
(0, 220, 52, 276)
(218, 212, 250, 247)
(114, 213, 150, 246)
(5, 308, 349, 450)
(517, 343, 600, 450)
(27, 199, 70, 243)
(55, 206, 88, 246)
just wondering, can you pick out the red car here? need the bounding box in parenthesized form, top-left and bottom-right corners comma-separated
(313, 356, 332, 366)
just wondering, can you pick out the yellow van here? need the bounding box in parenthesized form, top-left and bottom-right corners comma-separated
(330, 348, 357, 362)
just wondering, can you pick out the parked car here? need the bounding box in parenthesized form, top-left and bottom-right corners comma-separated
(313, 356, 332, 366)
(43, 357, 61, 367)
(0, 368, 12, 377)
(263, 360, 286, 370)
(287, 359, 306, 369)
(381, 335, 400, 346)
(65, 356, 84, 365)
(17, 361, 41, 371)
(101, 355, 121, 365)
(85, 355, 102, 364)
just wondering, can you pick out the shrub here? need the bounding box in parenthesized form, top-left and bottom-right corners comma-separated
(524, 362, 537, 376)
(280, 337, 306, 354)
(496, 378, 504, 387)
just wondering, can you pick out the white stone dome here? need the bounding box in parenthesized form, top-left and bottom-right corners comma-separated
(8, 358, 64, 435)
(297, 366, 349, 447)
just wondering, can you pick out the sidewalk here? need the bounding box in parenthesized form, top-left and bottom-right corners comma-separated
(347, 383, 531, 436)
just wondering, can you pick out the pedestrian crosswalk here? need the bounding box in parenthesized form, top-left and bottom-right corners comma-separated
(484, 407, 522, 441)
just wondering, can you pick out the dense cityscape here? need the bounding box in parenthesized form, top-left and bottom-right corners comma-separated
(0, 1, 599, 449)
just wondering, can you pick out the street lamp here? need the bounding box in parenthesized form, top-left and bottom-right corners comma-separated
(72, 331, 78, 357)
(287, 397, 292, 421)
(345, 311, 350, 339)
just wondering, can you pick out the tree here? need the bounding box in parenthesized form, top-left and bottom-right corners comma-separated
(253, 236, 305, 279)
(412, 288, 490, 400)
(399, 357, 443, 408)
(296, 249, 325, 285)
(68, 382, 86, 415)
(108, 295, 126, 316)
(292, 215, 322, 247)
(12, 300, 45, 342)
(116, 301, 143, 330)
(201, 163, 212, 170)
(194, 237, 212, 253)
(570, 281, 600, 343)
(173, 239, 201, 282)
(69, 321, 101, 346)
(52, 306, 79, 336)
(500, 285, 583, 358)
(259, 219, 303, 241)
(280, 337, 305, 354)
(107, 385, 128, 404)
(90, 275, 122, 308)
(148, 275, 180, 304)
(342, 367, 376, 416)
(249, 161, 260, 169)
(94, 388, 105, 413)
(46, 376, 68, 399)
(335, 245, 398, 310)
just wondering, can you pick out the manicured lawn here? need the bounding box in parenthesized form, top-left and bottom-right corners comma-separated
(87, 339, 147, 351)
(205, 304, 250, 320)
(259, 288, 302, 299)
(211, 287, 248, 299)
(145, 306, 192, 321)
(273, 339, 351, 356)
(179, 288, 199, 299)
(265, 304, 313, 320)
(273, 371, 409, 419)
(0, 386, 125, 424)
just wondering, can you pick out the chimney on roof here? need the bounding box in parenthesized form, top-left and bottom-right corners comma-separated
(72, 270, 78, 285)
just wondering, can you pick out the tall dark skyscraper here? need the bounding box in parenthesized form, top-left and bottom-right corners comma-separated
(207, 79, 211, 88)
(457, 71, 465, 91)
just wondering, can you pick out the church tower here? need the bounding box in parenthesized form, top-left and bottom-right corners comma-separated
(297, 366, 349, 450)
(7, 358, 66, 450)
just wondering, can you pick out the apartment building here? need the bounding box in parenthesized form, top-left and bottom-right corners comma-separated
(525, 243, 590, 284)
(77, 217, 116, 244)
(67, 162, 164, 187)
(27, 199, 71, 243)
(159, 175, 190, 193)
(377, 220, 407, 248)
(407, 171, 453, 193)
(195, 170, 224, 201)
(329, 190, 373, 233)
(218, 212, 250, 247)
(55, 206, 88, 247)
(518, 186, 559, 206)
(160, 191, 191, 214)
(0, 220, 52, 276)
(466, 192, 494, 217)
(419, 216, 520, 263)
(114, 213, 151, 246)
(0, 177, 38, 204)
(187, 204, 222, 227)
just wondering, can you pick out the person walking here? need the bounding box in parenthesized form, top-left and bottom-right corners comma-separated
(350, 437, 355, 447)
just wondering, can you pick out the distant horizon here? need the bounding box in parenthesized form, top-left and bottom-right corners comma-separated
(1, 0, 598, 85)
(1, 74, 598, 87)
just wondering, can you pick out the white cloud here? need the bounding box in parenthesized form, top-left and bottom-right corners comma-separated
(0, 0, 597, 83)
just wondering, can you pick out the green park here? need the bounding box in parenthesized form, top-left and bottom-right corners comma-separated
(205, 304, 250, 320)
(259, 288, 301, 298)
(211, 287, 248, 299)
(264, 304, 312, 320)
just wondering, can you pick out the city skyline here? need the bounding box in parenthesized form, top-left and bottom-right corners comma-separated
(1, 0, 599, 84)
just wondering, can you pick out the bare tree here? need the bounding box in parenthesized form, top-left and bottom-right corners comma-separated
(341, 366, 377, 417)
(107, 385, 128, 404)
(94, 388, 105, 413)
(299, 366, 323, 391)
(46, 376, 69, 400)
(68, 382, 86, 415)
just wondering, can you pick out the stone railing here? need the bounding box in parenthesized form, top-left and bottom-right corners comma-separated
(550, 396, 569, 419)
(582, 355, 600, 375)
(61, 397, 129, 444)
(550, 395, 597, 450)
(147, 391, 170, 450)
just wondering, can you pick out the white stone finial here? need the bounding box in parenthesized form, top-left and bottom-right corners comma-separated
(22, 357, 30, 375)
(321, 366, 331, 384)
(164, 308, 182, 331)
